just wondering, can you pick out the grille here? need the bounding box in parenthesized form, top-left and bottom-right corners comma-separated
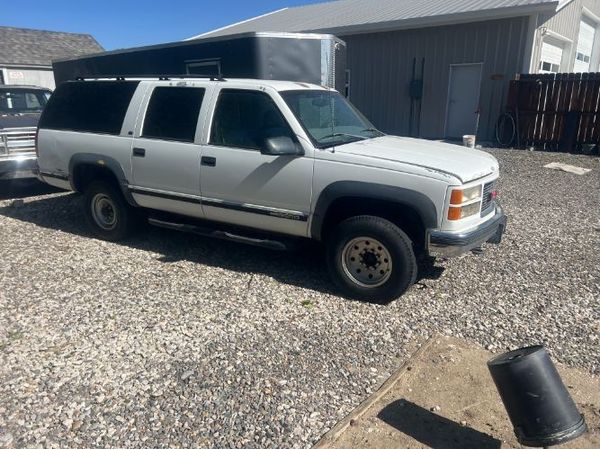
(0, 127, 37, 156)
(481, 181, 495, 215)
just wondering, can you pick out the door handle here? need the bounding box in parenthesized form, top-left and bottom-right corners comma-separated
(133, 147, 146, 157)
(201, 156, 216, 167)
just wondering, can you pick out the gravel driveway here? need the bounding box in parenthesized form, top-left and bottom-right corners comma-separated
(1, 149, 598, 448)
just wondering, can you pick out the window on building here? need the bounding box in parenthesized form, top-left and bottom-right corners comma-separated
(210, 89, 295, 150)
(574, 19, 597, 73)
(39, 81, 139, 134)
(186, 60, 221, 78)
(539, 41, 564, 74)
(142, 87, 205, 142)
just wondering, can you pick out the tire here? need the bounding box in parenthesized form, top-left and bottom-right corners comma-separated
(326, 215, 417, 303)
(83, 180, 138, 241)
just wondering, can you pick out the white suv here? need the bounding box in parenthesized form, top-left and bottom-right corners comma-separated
(36, 77, 506, 302)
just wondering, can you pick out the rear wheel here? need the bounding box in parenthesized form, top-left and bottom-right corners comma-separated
(83, 180, 138, 241)
(327, 215, 417, 302)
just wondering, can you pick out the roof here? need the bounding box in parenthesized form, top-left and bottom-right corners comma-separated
(0, 26, 104, 68)
(192, 0, 562, 39)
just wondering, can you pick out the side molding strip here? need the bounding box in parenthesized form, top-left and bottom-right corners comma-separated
(129, 186, 309, 222)
(40, 172, 69, 181)
(129, 187, 201, 204)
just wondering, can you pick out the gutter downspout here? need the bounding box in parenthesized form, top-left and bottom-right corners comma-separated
(523, 13, 540, 73)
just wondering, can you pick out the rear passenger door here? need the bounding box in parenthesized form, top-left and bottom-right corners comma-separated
(130, 84, 209, 218)
(200, 88, 313, 237)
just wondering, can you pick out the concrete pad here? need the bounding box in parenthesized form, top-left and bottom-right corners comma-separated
(315, 337, 599, 449)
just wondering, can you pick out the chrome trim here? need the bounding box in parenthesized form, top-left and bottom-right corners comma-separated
(0, 155, 38, 180)
(427, 205, 507, 258)
(0, 127, 37, 155)
(128, 185, 309, 222)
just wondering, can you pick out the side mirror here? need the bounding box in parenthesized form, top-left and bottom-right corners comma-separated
(261, 136, 303, 156)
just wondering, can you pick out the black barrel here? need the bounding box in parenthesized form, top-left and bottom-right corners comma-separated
(487, 345, 587, 447)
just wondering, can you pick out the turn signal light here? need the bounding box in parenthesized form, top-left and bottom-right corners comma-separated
(448, 202, 481, 221)
(448, 207, 462, 221)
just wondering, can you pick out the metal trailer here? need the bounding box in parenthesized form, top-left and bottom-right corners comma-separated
(52, 32, 347, 90)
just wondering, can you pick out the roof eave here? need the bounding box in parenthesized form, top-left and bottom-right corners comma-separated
(238, 2, 560, 38)
(0, 62, 53, 69)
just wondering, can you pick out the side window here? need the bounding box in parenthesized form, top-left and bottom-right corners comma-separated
(142, 87, 205, 143)
(210, 89, 295, 150)
(38, 81, 139, 134)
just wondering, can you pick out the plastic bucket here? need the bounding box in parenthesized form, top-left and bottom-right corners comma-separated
(462, 134, 476, 148)
(488, 345, 587, 447)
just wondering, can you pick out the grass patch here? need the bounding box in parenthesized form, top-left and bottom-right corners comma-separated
(301, 299, 314, 309)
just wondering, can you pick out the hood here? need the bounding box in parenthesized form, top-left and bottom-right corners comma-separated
(0, 113, 41, 129)
(336, 136, 498, 183)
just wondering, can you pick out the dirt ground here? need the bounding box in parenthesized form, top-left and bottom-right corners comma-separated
(316, 337, 600, 449)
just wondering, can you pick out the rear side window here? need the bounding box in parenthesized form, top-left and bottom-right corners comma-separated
(142, 87, 205, 143)
(38, 81, 139, 135)
(210, 89, 295, 150)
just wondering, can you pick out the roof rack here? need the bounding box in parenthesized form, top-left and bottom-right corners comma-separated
(73, 74, 226, 82)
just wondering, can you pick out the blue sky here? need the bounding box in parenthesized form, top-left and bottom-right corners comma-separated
(3, 0, 325, 50)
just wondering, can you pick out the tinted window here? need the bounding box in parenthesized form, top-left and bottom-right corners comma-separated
(142, 87, 205, 143)
(210, 89, 295, 150)
(38, 81, 138, 134)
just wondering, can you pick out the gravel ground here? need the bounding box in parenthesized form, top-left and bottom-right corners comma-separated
(0, 149, 598, 448)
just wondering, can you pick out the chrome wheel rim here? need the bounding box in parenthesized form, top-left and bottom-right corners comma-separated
(341, 237, 393, 288)
(91, 193, 117, 230)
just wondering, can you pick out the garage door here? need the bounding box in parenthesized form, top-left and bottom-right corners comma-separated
(540, 41, 563, 73)
(574, 20, 596, 72)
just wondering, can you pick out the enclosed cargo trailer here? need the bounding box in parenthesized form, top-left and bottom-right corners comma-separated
(52, 32, 346, 90)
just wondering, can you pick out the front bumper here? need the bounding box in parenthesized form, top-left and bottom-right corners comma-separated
(427, 205, 507, 258)
(0, 155, 38, 180)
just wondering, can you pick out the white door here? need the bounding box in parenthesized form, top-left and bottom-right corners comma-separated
(574, 20, 596, 73)
(540, 41, 564, 73)
(200, 88, 313, 237)
(445, 64, 482, 139)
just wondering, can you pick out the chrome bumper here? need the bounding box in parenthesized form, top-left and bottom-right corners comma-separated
(0, 155, 38, 180)
(427, 206, 507, 258)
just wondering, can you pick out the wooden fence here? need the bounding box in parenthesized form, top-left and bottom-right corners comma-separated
(506, 72, 600, 152)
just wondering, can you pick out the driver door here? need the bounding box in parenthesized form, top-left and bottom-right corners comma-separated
(200, 88, 313, 237)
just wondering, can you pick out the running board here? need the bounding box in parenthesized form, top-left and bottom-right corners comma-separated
(148, 218, 288, 251)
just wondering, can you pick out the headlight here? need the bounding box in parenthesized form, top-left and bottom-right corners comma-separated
(450, 185, 482, 205)
(448, 202, 481, 220)
(448, 185, 482, 220)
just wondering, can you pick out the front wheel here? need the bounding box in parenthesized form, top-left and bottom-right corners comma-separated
(327, 216, 417, 302)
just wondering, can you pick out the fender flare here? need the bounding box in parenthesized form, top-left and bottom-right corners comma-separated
(310, 181, 439, 240)
(69, 153, 138, 207)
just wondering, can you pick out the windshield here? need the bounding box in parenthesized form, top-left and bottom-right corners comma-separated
(281, 90, 383, 148)
(0, 89, 51, 114)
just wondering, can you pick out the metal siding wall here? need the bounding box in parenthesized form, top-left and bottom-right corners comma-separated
(543, 0, 600, 38)
(343, 16, 529, 140)
(533, 0, 600, 73)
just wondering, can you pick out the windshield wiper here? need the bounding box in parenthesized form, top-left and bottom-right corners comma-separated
(317, 132, 368, 142)
(361, 128, 385, 136)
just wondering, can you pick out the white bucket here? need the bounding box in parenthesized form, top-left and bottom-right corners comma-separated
(463, 135, 476, 149)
